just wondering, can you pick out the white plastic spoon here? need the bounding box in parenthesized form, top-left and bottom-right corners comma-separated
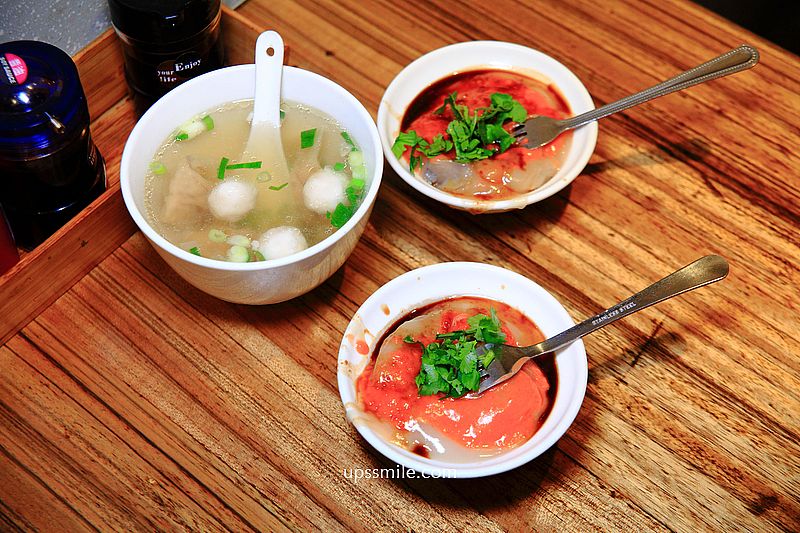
(245, 30, 291, 184)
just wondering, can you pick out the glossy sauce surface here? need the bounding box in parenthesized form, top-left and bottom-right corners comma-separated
(400, 69, 573, 200)
(356, 297, 557, 459)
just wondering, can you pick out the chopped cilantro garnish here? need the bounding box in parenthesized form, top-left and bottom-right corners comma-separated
(407, 309, 506, 398)
(189, 246, 201, 256)
(268, 182, 288, 191)
(301, 128, 317, 149)
(392, 91, 528, 172)
(217, 157, 229, 179)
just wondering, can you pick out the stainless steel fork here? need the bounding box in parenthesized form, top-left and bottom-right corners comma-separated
(474, 255, 729, 394)
(511, 45, 759, 149)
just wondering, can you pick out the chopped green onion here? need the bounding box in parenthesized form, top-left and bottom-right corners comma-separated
(333, 162, 345, 172)
(279, 110, 285, 120)
(348, 150, 364, 168)
(149, 161, 167, 175)
(350, 177, 365, 191)
(341, 131, 357, 150)
(208, 229, 227, 243)
(251, 249, 266, 262)
(256, 171, 272, 183)
(226, 234, 251, 247)
(269, 182, 288, 191)
(225, 161, 262, 170)
(189, 246, 201, 256)
(301, 128, 317, 149)
(227, 245, 250, 263)
(217, 157, 229, 179)
(175, 113, 215, 141)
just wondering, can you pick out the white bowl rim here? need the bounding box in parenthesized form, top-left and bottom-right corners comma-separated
(337, 261, 588, 478)
(120, 63, 383, 271)
(377, 40, 598, 212)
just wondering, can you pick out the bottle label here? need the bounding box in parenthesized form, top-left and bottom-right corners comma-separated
(156, 51, 203, 89)
(0, 53, 28, 85)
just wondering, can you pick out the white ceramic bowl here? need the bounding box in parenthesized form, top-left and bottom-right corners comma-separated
(121, 64, 383, 304)
(377, 41, 597, 213)
(337, 262, 587, 478)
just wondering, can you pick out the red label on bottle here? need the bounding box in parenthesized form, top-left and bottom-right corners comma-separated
(0, 53, 28, 85)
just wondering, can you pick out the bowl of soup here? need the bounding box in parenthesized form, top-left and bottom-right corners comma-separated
(121, 64, 383, 304)
(377, 41, 596, 213)
(337, 262, 588, 477)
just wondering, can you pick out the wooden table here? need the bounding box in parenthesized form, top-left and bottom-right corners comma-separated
(1, 0, 798, 530)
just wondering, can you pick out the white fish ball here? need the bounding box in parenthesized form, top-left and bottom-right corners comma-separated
(303, 168, 348, 215)
(256, 226, 308, 260)
(208, 180, 257, 222)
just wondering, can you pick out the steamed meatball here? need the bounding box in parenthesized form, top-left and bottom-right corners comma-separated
(256, 226, 308, 260)
(208, 180, 257, 222)
(303, 168, 347, 214)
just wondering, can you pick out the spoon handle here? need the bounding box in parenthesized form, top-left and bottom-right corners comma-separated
(532, 255, 729, 355)
(250, 30, 284, 127)
(562, 45, 759, 130)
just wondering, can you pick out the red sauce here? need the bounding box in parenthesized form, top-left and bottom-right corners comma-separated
(400, 69, 573, 201)
(356, 297, 557, 453)
(355, 339, 370, 355)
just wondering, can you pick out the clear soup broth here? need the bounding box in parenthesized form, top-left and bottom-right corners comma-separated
(145, 99, 367, 263)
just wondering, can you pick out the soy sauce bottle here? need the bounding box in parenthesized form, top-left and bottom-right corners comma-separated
(108, 0, 225, 116)
(0, 41, 106, 250)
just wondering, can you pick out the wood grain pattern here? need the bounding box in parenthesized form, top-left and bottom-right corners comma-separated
(1, 0, 799, 531)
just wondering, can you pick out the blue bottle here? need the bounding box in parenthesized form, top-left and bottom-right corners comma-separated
(0, 40, 106, 250)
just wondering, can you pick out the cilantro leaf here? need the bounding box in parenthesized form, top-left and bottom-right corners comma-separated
(409, 309, 507, 398)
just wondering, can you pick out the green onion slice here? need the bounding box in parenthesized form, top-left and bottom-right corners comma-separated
(341, 131, 357, 150)
(217, 157, 229, 179)
(333, 162, 345, 172)
(189, 246, 201, 256)
(149, 161, 167, 175)
(269, 182, 288, 191)
(208, 229, 227, 243)
(201, 115, 214, 131)
(227, 245, 250, 263)
(301, 128, 317, 149)
(225, 161, 262, 170)
(175, 132, 189, 141)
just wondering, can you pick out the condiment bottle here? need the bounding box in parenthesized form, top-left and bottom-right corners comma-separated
(0, 205, 20, 275)
(108, 0, 226, 116)
(0, 41, 106, 250)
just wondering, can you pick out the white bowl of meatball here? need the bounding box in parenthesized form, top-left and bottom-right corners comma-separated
(120, 64, 383, 304)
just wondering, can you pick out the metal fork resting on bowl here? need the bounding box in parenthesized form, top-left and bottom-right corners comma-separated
(511, 45, 759, 149)
(474, 255, 729, 394)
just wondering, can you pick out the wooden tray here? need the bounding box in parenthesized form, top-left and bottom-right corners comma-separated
(0, 7, 261, 345)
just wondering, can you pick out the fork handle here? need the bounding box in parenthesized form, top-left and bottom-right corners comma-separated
(561, 45, 759, 130)
(530, 255, 729, 356)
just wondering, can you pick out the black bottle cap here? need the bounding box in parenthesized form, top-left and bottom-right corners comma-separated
(108, 0, 221, 44)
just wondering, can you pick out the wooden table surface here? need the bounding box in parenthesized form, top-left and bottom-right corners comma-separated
(2, 0, 799, 531)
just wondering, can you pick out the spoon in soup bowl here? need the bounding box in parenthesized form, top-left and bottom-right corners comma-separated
(473, 255, 729, 394)
(245, 30, 291, 183)
(512, 45, 759, 149)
